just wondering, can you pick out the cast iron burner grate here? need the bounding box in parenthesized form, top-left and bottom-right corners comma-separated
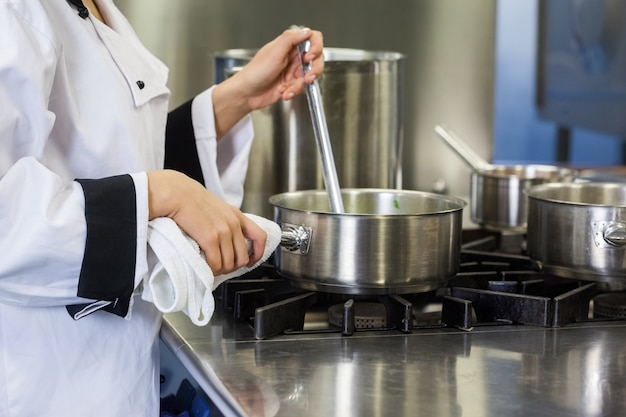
(442, 229, 596, 330)
(215, 273, 414, 339)
(215, 230, 597, 340)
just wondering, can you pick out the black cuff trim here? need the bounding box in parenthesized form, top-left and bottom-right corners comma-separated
(165, 99, 205, 185)
(72, 175, 137, 318)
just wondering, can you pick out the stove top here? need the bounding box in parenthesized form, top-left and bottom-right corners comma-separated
(214, 229, 621, 340)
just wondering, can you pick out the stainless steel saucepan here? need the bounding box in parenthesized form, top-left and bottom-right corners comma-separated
(435, 125, 576, 232)
(526, 182, 626, 282)
(270, 188, 466, 295)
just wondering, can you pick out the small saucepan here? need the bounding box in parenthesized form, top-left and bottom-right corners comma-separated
(435, 125, 577, 232)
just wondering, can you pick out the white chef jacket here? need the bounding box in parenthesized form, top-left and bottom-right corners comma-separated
(0, 1, 253, 416)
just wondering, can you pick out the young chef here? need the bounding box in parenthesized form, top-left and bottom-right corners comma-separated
(0, 1, 324, 415)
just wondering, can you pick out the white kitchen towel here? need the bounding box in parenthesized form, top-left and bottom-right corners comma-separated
(142, 213, 281, 326)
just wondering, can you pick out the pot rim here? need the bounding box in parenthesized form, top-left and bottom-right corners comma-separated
(268, 188, 467, 216)
(213, 47, 405, 62)
(475, 164, 577, 180)
(526, 182, 626, 208)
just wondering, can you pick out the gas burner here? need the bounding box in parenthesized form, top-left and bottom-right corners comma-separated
(594, 292, 626, 319)
(328, 302, 387, 329)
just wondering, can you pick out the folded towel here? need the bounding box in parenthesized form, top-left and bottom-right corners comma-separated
(142, 213, 281, 326)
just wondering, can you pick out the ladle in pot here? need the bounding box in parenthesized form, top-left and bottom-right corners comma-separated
(297, 38, 345, 213)
(434, 125, 491, 172)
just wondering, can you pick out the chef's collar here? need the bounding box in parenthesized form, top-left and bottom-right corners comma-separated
(67, 0, 90, 19)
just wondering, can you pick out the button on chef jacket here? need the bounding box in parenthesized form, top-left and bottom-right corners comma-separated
(0, 1, 253, 416)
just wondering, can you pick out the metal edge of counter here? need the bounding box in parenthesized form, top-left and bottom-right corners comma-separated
(159, 318, 248, 417)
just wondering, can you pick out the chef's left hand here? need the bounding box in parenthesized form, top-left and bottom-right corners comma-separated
(212, 27, 324, 137)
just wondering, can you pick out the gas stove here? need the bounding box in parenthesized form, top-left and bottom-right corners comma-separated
(160, 228, 626, 417)
(214, 229, 618, 340)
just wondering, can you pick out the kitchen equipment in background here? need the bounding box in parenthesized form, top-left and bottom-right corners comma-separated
(214, 48, 404, 219)
(536, 0, 626, 138)
(435, 125, 492, 172)
(527, 182, 626, 282)
(296, 39, 344, 213)
(270, 188, 466, 295)
(435, 125, 577, 232)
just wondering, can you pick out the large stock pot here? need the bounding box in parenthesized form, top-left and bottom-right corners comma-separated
(526, 182, 626, 282)
(270, 188, 466, 295)
(215, 48, 405, 219)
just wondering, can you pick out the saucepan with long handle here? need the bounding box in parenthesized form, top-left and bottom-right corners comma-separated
(435, 125, 577, 232)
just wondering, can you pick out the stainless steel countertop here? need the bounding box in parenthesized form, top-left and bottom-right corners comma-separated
(160, 309, 626, 417)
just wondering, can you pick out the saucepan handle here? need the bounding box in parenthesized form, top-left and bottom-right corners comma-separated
(593, 221, 626, 247)
(280, 224, 312, 255)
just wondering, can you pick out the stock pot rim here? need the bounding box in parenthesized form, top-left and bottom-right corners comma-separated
(213, 47, 405, 62)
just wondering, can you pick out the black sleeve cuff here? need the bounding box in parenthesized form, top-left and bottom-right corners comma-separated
(67, 174, 137, 319)
(165, 98, 205, 185)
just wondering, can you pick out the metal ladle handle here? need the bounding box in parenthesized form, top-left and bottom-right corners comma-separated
(298, 39, 345, 213)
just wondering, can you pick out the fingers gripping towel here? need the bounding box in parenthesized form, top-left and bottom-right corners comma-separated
(142, 214, 281, 326)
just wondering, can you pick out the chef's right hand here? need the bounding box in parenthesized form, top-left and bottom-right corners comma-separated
(211, 27, 324, 138)
(146, 170, 267, 275)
